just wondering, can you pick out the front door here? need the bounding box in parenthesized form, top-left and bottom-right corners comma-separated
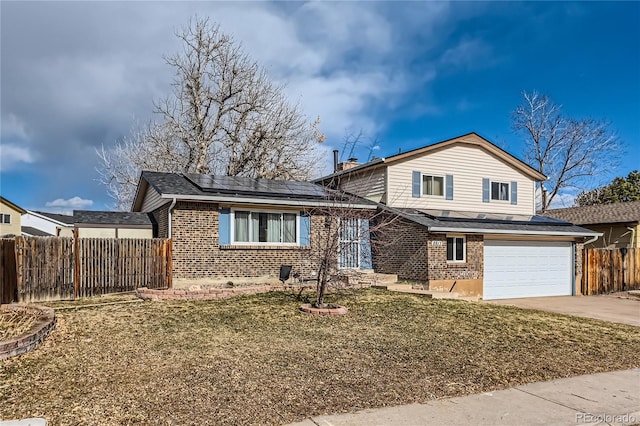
(338, 218, 360, 269)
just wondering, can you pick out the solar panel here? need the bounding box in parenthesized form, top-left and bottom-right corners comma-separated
(184, 173, 328, 199)
(419, 209, 573, 225)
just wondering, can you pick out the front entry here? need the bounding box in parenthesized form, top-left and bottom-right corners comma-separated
(338, 218, 372, 269)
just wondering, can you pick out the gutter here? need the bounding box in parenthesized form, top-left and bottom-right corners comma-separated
(167, 198, 177, 238)
(428, 226, 602, 238)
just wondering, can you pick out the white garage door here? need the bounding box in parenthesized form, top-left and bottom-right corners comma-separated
(484, 240, 572, 300)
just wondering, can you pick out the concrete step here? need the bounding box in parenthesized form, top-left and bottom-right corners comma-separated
(628, 290, 640, 300)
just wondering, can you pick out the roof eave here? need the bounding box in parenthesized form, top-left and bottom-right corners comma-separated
(428, 226, 602, 237)
(159, 193, 378, 210)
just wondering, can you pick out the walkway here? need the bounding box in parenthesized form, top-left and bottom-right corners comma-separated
(288, 369, 640, 426)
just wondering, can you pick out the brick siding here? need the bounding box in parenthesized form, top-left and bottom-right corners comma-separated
(151, 202, 170, 238)
(373, 218, 430, 281)
(171, 202, 326, 281)
(426, 233, 483, 281)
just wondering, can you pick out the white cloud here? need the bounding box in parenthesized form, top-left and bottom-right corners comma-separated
(45, 196, 94, 211)
(0, 144, 35, 171)
(440, 38, 494, 70)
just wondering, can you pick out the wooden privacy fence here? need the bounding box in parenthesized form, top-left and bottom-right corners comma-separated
(1, 239, 17, 304)
(582, 248, 640, 295)
(1, 236, 172, 303)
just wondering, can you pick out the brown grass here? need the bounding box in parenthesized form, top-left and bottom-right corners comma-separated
(0, 310, 41, 340)
(1, 289, 639, 425)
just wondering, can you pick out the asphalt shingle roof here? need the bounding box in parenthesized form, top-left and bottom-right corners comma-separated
(74, 211, 153, 227)
(393, 208, 598, 236)
(32, 211, 74, 224)
(140, 171, 377, 206)
(21, 226, 53, 236)
(543, 201, 640, 226)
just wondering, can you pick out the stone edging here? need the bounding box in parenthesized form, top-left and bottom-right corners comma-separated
(299, 304, 348, 315)
(0, 304, 56, 360)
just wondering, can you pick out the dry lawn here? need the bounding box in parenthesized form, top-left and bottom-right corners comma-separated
(0, 310, 41, 340)
(1, 289, 639, 425)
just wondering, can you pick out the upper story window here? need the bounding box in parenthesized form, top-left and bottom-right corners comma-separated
(491, 181, 510, 201)
(233, 211, 297, 244)
(2, 214, 10, 224)
(422, 175, 444, 197)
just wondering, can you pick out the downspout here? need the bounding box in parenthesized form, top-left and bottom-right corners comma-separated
(167, 198, 177, 238)
(583, 234, 600, 246)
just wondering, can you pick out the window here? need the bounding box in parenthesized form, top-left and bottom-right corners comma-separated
(422, 175, 444, 196)
(233, 211, 297, 244)
(2, 214, 10, 224)
(446, 236, 465, 262)
(491, 181, 509, 201)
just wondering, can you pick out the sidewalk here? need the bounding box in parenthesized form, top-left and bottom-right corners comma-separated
(288, 369, 640, 426)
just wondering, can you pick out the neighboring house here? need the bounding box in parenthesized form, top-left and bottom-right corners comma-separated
(132, 171, 376, 287)
(0, 196, 27, 237)
(314, 132, 599, 300)
(21, 210, 74, 237)
(543, 201, 640, 249)
(73, 211, 155, 239)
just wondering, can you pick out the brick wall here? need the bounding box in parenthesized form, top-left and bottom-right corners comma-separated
(151, 202, 170, 238)
(373, 218, 430, 281)
(171, 202, 326, 282)
(427, 233, 483, 281)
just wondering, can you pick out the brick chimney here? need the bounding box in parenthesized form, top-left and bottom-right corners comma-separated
(337, 157, 359, 171)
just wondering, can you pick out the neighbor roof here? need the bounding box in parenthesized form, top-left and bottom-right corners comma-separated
(21, 226, 53, 237)
(543, 201, 640, 226)
(74, 211, 153, 227)
(29, 210, 74, 225)
(314, 132, 547, 183)
(391, 207, 599, 237)
(0, 196, 27, 214)
(133, 171, 377, 211)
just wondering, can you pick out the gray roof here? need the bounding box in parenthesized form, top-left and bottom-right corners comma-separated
(31, 210, 74, 224)
(543, 201, 640, 226)
(21, 226, 53, 236)
(74, 211, 153, 227)
(139, 171, 377, 207)
(392, 208, 599, 237)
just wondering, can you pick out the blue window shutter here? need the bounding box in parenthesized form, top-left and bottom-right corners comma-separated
(219, 208, 230, 245)
(412, 171, 421, 198)
(510, 181, 518, 205)
(359, 219, 372, 269)
(482, 178, 490, 203)
(300, 212, 310, 246)
(445, 175, 454, 200)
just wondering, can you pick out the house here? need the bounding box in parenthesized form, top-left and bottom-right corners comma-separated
(543, 201, 640, 249)
(73, 210, 155, 239)
(314, 132, 599, 300)
(0, 196, 26, 237)
(132, 171, 376, 288)
(21, 210, 74, 237)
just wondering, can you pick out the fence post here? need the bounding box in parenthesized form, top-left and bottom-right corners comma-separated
(73, 229, 80, 299)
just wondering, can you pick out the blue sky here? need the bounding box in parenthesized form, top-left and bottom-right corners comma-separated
(1, 1, 638, 213)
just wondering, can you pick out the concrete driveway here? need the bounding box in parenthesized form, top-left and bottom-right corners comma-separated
(487, 295, 640, 327)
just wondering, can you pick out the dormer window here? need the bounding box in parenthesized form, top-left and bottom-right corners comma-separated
(491, 182, 510, 201)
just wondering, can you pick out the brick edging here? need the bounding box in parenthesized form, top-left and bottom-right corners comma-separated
(0, 304, 56, 360)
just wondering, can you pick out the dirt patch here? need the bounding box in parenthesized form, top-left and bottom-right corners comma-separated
(1, 289, 639, 425)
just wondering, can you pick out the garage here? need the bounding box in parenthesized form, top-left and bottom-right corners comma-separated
(483, 240, 573, 300)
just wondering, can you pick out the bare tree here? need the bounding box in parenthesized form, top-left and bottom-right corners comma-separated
(98, 17, 324, 210)
(306, 191, 399, 308)
(341, 129, 382, 163)
(512, 91, 621, 211)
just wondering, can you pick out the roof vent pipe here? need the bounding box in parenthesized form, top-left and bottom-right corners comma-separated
(333, 149, 339, 173)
